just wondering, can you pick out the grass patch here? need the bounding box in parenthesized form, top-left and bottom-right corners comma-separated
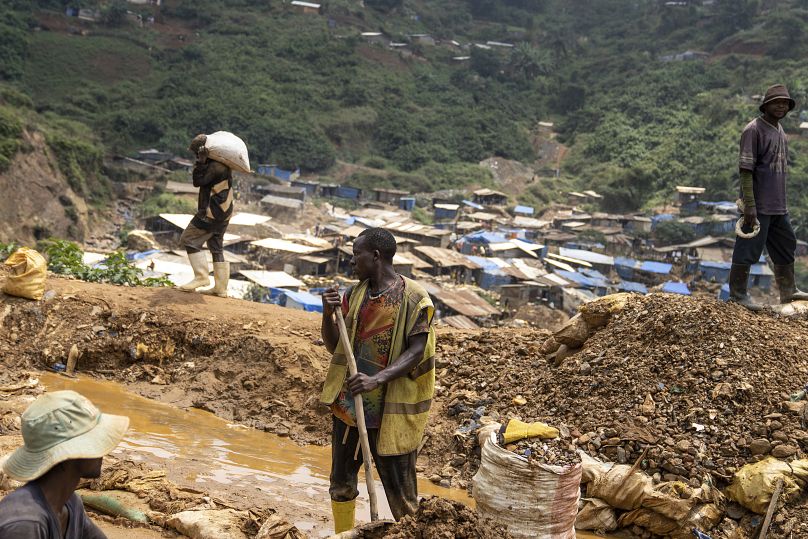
(23, 31, 151, 103)
(0, 106, 23, 171)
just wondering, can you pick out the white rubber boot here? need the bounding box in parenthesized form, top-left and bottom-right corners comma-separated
(200, 262, 229, 297)
(177, 251, 211, 291)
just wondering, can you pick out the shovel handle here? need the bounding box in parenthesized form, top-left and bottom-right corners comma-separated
(335, 308, 380, 522)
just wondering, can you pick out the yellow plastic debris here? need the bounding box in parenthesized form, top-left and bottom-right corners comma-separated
(725, 457, 808, 514)
(502, 419, 559, 444)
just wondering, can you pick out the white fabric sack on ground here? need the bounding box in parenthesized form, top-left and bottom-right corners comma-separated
(472, 432, 581, 539)
(204, 131, 250, 173)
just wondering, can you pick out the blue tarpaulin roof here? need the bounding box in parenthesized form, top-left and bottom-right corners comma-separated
(618, 281, 648, 294)
(464, 231, 508, 244)
(751, 263, 773, 276)
(282, 290, 324, 312)
(555, 270, 609, 289)
(615, 257, 671, 274)
(652, 214, 675, 225)
(462, 200, 484, 210)
(514, 205, 534, 215)
(661, 281, 690, 295)
(464, 255, 500, 271)
(581, 268, 608, 280)
(639, 261, 672, 274)
(699, 260, 731, 270)
(699, 260, 772, 276)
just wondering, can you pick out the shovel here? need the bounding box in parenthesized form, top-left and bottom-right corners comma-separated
(334, 307, 380, 522)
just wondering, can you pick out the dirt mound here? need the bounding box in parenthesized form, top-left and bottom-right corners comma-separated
(420, 293, 808, 492)
(383, 496, 511, 539)
(0, 277, 332, 445)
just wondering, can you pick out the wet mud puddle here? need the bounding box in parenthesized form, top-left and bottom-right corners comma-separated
(42, 374, 608, 538)
(41, 373, 469, 536)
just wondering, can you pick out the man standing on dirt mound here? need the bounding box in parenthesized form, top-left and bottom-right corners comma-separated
(729, 84, 808, 310)
(176, 134, 234, 297)
(319, 227, 436, 533)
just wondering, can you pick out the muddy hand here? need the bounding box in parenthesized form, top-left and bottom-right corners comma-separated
(348, 373, 380, 395)
(322, 286, 341, 314)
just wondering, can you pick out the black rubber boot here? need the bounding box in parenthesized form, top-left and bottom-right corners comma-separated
(728, 263, 763, 311)
(773, 263, 808, 303)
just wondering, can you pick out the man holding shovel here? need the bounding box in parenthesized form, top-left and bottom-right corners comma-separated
(729, 84, 808, 310)
(320, 228, 436, 533)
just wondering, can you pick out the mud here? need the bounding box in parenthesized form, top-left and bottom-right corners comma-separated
(383, 496, 511, 539)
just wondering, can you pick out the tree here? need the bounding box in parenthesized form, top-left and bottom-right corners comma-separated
(103, 0, 128, 27)
(364, 0, 403, 12)
(506, 42, 552, 83)
(654, 220, 696, 246)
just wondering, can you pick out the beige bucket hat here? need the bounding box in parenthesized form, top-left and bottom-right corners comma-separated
(1, 390, 129, 481)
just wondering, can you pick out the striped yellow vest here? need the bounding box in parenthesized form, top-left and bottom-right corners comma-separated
(320, 277, 436, 456)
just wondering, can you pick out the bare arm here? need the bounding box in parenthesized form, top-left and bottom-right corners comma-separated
(321, 286, 342, 354)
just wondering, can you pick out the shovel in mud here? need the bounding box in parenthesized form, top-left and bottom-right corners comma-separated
(334, 307, 381, 524)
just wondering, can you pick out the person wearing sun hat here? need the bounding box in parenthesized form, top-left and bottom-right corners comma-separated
(728, 83, 808, 310)
(0, 390, 129, 538)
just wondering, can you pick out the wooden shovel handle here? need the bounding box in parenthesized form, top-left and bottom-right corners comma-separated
(335, 308, 380, 522)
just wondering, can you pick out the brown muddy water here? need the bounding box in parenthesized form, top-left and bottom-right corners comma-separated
(41, 373, 611, 538)
(41, 373, 472, 536)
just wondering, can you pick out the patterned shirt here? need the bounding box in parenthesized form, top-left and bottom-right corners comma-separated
(331, 276, 431, 429)
(739, 117, 788, 215)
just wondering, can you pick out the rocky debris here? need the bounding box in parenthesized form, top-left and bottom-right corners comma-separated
(383, 496, 512, 539)
(506, 435, 580, 468)
(421, 293, 808, 492)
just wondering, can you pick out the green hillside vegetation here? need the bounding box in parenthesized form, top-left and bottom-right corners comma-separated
(3, 0, 808, 235)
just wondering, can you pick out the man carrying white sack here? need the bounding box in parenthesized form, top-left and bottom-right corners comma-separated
(177, 133, 235, 297)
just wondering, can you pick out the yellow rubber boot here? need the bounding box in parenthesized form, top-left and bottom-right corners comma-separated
(331, 499, 355, 534)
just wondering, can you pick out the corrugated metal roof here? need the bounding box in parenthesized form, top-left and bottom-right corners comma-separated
(434, 203, 460, 211)
(462, 200, 484, 210)
(514, 205, 534, 215)
(432, 288, 500, 318)
(544, 258, 577, 272)
(297, 255, 331, 264)
(393, 252, 432, 269)
(260, 195, 304, 209)
(546, 252, 593, 268)
(558, 247, 614, 266)
(512, 216, 550, 229)
(239, 270, 304, 289)
(488, 242, 518, 252)
(164, 180, 197, 194)
(250, 238, 320, 254)
(439, 315, 480, 330)
(467, 212, 500, 221)
(229, 212, 272, 226)
(159, 213, 194, 229)
(414, 246, 480, 269)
